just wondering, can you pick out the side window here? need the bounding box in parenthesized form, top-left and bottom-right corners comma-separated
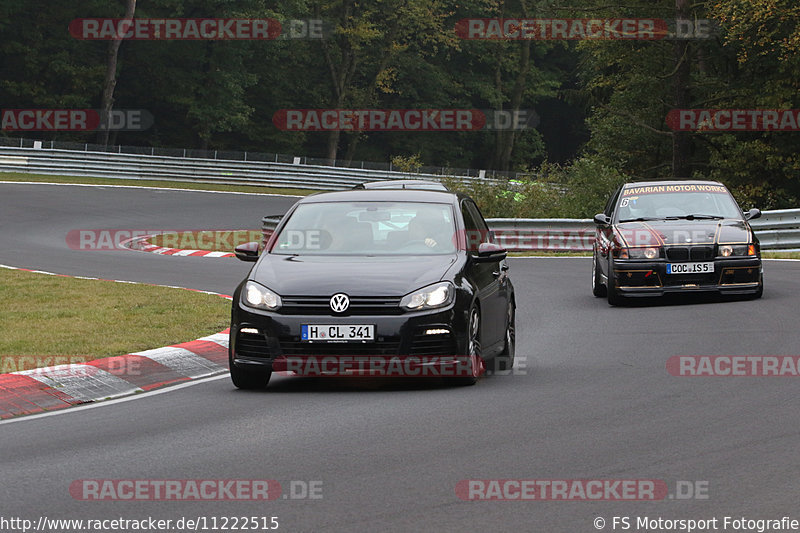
(605, 186, 622, 216)
(461, 200, 490, 251)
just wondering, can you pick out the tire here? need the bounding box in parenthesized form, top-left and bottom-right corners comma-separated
(606, 261, 624, 306)
(450, 306, 483, 386)
(592, 251, 606, 297)
(749, 273, 764, 300)
(491, 303, 515, 373)
(229, 333, 272, 389)
(230, 364, 272, 389)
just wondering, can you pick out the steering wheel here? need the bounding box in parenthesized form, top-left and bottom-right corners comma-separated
(397, 239, 430, 250)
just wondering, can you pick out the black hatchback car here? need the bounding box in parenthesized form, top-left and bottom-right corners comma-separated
(229, 188, 515, 388)
(593, 180, 763, 305)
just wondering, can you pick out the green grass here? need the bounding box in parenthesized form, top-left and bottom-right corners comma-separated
(0, 171, 320, 196)
(0, 269, 230, 371)
(508, 251, 591, 257)
(148, 230, 262, 251)
(763, 251, 800, 259)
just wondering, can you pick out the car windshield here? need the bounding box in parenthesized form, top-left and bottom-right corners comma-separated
(616, 187, 742, 222)
(271, 201, 456, 255)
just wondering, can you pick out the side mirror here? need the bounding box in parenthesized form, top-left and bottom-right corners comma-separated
(594, 213, 612, 225)
(474, 242, 507, 263)
(234, 241, 260, 262)
(745, 208, 761, 221)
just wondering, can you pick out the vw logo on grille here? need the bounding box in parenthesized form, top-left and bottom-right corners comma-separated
(330, 293, 350, 313)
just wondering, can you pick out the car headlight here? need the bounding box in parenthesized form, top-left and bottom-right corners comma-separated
(400, 282, 455, 311)
(618, 247, 661, 259)
(242, 281, 282, 310)
(719, 244, 756, 257)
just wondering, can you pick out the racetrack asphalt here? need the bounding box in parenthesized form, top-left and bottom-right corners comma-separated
(1, 182, 798, 532)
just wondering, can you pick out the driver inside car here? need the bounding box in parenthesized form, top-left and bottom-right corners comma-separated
(406, 210, 452, 249)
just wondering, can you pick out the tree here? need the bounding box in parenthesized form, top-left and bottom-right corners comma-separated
(97, 0, 137, 146)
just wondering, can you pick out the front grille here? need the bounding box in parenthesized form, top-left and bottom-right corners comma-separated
(690, 246, 714, 261)
(235, 331, 273, 358)
(280, 296, 403, 316)
(409, 332, 458, 356)
(666, 246, 714, 261)
(278, 339, 401, 356)
(666, 247, 688, 261)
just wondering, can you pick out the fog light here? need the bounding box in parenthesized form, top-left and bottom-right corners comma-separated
(240, 327, 259, 334)
(424, 328, 450, 335)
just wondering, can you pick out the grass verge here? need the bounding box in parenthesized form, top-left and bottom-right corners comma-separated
(508, 251, 591, 257)
(0, 171, 320, 197)
(763, 251, 800, 259)
(0, 268, 230, 372)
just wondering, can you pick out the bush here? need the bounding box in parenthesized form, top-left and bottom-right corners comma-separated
(442, 156, 629, 219)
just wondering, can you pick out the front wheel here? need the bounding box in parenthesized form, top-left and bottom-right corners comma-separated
(449, 306, 483, 386)
(490, 303, 515, 373)
(230, 364, 272, 389)
(592, 252, 606, 297)
(748, 273, 764, 300)
(231, 365, 272, 390)
(229, 337, 271, 389)
(606, 262, 624, 306)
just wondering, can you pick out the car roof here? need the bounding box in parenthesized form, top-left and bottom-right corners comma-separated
(298, 188, 461, 204)
(622, 179, 725, 188)
(353, 179, 448, 191)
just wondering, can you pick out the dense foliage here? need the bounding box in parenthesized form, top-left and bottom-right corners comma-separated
(1, 0, 798, 214)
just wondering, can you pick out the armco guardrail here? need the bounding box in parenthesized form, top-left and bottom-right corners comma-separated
(1, 143, 797, 250)
(485, 218, 594, 251)
(0, 145, 498, 190)
(261, 212, 800, 252)
(748, 209, 800, 250)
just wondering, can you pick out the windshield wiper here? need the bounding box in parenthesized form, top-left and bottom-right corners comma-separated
(673, 214, 724, 220)
(618, 217, 662, 222)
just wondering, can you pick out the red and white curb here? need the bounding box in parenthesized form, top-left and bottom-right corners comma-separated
(120, 234, 235, 258)
(0, 264, 232, 419)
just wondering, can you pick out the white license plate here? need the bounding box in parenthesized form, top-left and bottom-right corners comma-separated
(667, 262, 714, 274)
(301, 325, 375, 342)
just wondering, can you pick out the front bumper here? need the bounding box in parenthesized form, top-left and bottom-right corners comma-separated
(612, 257, 762, 297)
(230, 301, 469, 371)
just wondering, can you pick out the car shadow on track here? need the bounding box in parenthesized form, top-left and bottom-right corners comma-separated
(232, 376, 468, 393)
(604, 292, 761, 308)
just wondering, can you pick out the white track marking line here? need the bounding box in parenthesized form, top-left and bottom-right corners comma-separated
(0, 180, 303, 197)
(0, 264, 232, 298)
(0, 374, 230, 426)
